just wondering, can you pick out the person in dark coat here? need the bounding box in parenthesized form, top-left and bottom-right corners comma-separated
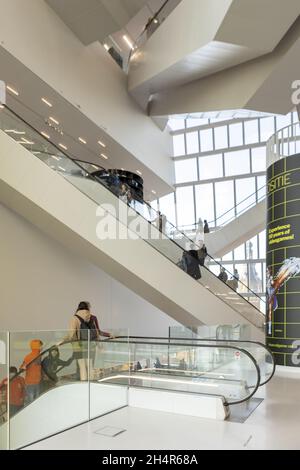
(42, 347, 73, 386)
(218, 267, 228, 284)
(185, 250, 202, 280)
(198, 244, 208, 266)
(204, 220, 210, 233)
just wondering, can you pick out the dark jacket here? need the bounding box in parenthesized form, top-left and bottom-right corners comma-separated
(42, 349, 73, 382)
(204, 223, 210, 233)
(181, 250, 201, 280)
(218, 270, 228, 283)
(198, 246, 208, 266)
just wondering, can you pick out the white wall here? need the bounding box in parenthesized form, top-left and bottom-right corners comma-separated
(0, 203, 179, 336)
(0, 0, 173, 186)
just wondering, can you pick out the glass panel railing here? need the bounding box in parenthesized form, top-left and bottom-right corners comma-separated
(0, 105, 264, 318)
(1, 329, 128, 449)
(89, 332, 129, 420)
(168, 327, 275, 386)
(8, 330, 89, 449)
(267, 121, 300, 166)
(102, 338, 261, 406)
(0, 330, 266, 448)
(0, 332, 9, 450)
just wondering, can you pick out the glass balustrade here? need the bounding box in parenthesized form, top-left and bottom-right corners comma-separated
(0, 329, 274, 449)
(168, 326, 275, 386)
(267, 121, 300, 166)
(101, 337, 261, 405)
(0, 329, 128, 449)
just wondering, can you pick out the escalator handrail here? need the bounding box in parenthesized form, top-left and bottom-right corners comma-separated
(2, 104, 264, 310)
(0, 337, 260, 407)
(109, 335, 275, 387)
(71, 159, 266, 309)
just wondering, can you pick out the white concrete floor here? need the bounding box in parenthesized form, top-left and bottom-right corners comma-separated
(26, 368, 300, 450)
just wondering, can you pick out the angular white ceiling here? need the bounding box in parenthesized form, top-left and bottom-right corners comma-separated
(46, 0, 149, 44)
(128, 0, 300, 114)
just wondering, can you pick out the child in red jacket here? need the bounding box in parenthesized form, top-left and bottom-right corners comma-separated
(0, 366, 25, 417)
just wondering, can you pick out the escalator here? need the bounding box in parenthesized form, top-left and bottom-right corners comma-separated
(0, 105, 265, 335)
(0, 332, 274, 449)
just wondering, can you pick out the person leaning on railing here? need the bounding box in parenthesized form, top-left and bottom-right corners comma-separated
(61, 301, 113, 381)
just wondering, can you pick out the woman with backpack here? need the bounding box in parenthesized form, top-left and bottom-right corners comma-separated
(64, 301, 112, 381)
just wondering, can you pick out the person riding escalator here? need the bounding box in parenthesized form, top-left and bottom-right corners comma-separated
(41, 347, 73, 392)
(180, 250, 202, 280)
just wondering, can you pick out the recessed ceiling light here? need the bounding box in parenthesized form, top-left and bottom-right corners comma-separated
(20, 138, 34, 145)
(98, 140, 106, 148)
(58, 166, 66, 172)
(49, 116, 59, 125)
(78, 137, 87, 144)
(7, 85, 19, 96)
(59, 143, 67, 150)
(136, 170, 142, 175)
(123, 35, 134, 50)
(41, 97, 53, 107)
(92, 164, 99, 170)
(104, 44, 109, 51)
(151, 190, 157, 195)
(41, 131, 50, 139)
(121, 168, 125, 171)
(153, 18, 159, 24)
(0, 104, 4, 109)
(5, 129, 26, 135)
(101, 153, 108, 160)
(52, 155, 61, 161)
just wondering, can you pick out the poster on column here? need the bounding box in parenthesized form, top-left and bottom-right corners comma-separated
(266, 153, 300, 366)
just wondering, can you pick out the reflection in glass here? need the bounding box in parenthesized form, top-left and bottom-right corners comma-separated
(249, 262, 262, 293)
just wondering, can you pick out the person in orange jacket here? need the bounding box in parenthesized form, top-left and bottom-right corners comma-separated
(20, 339, 43, 405)
(0, 366, 26, 417)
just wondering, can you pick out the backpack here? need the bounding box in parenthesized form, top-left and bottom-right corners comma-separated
(75, 315, 98, 341)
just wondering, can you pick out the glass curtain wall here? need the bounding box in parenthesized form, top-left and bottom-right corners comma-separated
(167, 111, 298, 230)
(153, 111, 298, 297)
